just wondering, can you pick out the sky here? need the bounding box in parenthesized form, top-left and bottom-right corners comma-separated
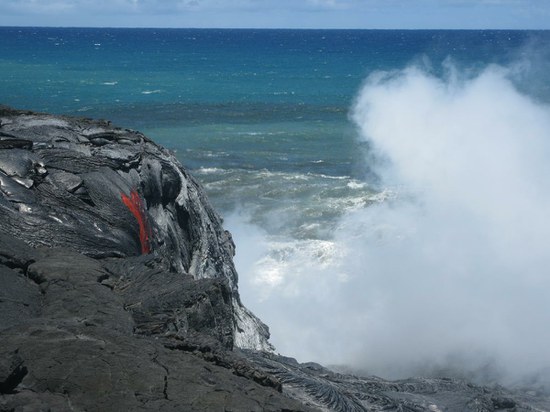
(0, 0, 549, 29)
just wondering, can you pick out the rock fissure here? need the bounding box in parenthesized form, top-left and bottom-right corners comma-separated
(0, 364, 28, 395)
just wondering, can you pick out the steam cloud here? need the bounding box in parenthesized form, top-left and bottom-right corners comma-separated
(230, 62, 550, 385)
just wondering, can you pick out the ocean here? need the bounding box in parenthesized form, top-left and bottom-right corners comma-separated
(2, 27, 550, 384)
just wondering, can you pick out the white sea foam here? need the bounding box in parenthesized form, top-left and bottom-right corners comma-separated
(232, 62, 550, 385)
(228, 214, 346, 303)
(195, 167, 225, 174)
(346, 180, 366, 189)
(141, 89, 162, 94)
(235, 131, 286, 136)
(367, 188, 394, 203)
(307, 172, 349, 180)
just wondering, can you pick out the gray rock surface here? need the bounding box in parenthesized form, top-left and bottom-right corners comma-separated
(246, 351, 550, 412)
(0, 238, 310, 411)
(1, 106, 549, 412)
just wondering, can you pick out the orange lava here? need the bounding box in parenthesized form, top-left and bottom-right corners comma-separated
(121, 190, 151, 254)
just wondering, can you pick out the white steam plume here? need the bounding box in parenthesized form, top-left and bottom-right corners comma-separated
(347, 63, 550, 382)
(231, 63, 550, 385)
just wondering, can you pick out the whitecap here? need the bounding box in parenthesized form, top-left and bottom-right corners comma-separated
(307, 172, 350, 180)
(346, 181, 366, 189)
(141, 89, 162, 95)
(367, 189, 394, 203)
(195, 167, 225, 174)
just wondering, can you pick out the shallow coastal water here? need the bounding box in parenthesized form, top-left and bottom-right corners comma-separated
(2, 28, 550, 384)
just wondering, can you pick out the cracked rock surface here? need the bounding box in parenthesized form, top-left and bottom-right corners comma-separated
(1, 106, 549, 412)
(0, 241, 309, 411)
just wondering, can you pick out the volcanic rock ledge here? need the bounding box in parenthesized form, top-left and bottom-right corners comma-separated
(0, 106, 271, 351)
(1, 106, 549, 412)
(0, 106, 305, 411)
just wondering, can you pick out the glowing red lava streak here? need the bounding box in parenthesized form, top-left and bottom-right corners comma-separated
(121, 189, 151, 254)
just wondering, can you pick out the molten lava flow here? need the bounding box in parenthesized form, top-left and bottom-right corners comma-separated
(121, 189, 151, 254)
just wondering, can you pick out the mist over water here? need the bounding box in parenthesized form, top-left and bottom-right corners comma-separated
(231, 63, 550, 385)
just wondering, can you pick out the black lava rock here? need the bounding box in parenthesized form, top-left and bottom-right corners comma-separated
(0, 107, 304, 412)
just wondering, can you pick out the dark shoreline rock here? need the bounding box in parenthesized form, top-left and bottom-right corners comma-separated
(0, 237, 308, 411)
(0, 106, 303, 411)
(1, 106, 549, 411)
(0, 105, 271, 351)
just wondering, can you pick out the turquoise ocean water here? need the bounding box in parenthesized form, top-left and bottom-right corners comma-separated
(3, 28, 550, 380)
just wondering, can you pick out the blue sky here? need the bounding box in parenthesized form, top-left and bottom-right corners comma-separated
(0, 0, 549, 29)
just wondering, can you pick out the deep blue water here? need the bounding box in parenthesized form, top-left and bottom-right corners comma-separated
(3, 28, 550, 375)
(1, 28, 542, 115)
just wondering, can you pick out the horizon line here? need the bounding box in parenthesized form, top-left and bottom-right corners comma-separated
(1, 25, 549, 31)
